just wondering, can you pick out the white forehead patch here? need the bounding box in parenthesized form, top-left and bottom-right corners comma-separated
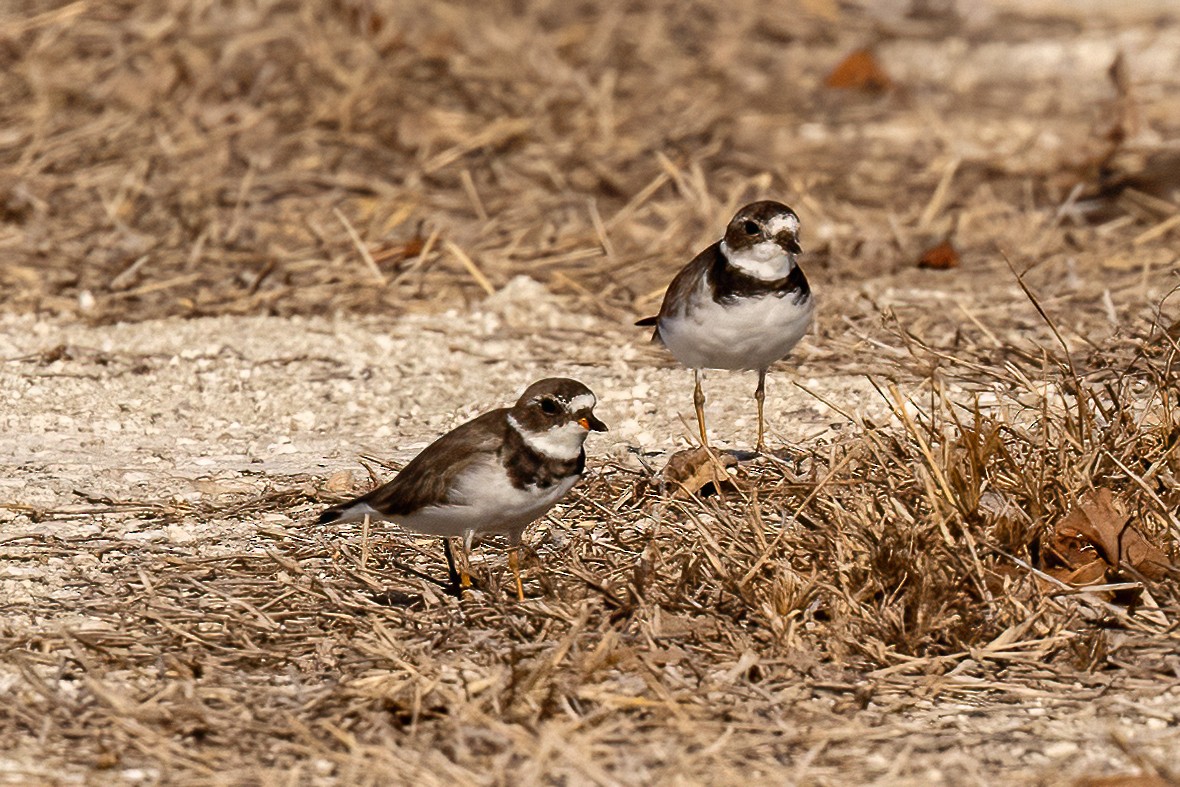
(567, 393, 596, 411)
(766, 213, 799, 236)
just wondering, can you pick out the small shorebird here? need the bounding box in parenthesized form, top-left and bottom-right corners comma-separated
(318, 378, 607, 600)
(637, 200, 814, 453)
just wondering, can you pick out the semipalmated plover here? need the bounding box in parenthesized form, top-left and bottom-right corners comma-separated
(319, 378, 607, 600)
(637, 201, 814, 452)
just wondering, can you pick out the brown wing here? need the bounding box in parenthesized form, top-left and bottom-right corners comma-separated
(640, 242, 721, 342)
(330, 409, 507, 518)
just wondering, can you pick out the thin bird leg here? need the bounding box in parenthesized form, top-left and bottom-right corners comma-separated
(755, 367, 768, 454)
(693, 368, 728, 480)
(360, 513, 372, 568)
(459, 529, 475, 589)
(507, 544, 525, 602)
(442, 538, 462, 591)
(693, 368, 709, 448)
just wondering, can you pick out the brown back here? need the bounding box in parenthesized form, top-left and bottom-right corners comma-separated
(354, 409, 507, 515)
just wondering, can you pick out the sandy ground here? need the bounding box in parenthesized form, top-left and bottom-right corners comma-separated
(0, 277, 857, 561)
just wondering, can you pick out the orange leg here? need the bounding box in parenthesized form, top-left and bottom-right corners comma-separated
(693, 369, 709, 448)
(507, 545, 525, 602)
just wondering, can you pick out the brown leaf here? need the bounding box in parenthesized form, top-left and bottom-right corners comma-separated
(824, 48, 893, 92)
(660, 447, 738, 498)
(1045, 559, 1109, 588)
(917, 240, 960, 270)
(372, 235, 426, 264)
(1074, 774, 1171, 787)
(323, 470, 357, 494)
(1054, 488, 1172, 580)
(1044, 524, 1102, 572)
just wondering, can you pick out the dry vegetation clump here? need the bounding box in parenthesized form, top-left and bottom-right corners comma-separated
(590, 310, 1180, 670)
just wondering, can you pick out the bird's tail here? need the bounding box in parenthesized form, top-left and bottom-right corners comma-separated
(634, 315, 663, 345)
(317, 498, 376, 525)
(318, 506, 346, 525)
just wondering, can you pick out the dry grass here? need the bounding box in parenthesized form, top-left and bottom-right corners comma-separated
(2, 0, 1176, 328)
(2, 312, 1178, 783)
(4, 0, 1180, 783)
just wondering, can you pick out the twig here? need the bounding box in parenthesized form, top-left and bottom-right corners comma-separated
(334, 207, 386, 285)
(444, 240, 495, 296)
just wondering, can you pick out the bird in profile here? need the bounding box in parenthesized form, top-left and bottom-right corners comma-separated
(318, 378, 607, 600)
(637, 201, 814, 453)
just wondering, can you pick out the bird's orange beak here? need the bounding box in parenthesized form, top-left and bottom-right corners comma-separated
(578, 414, 608, 431)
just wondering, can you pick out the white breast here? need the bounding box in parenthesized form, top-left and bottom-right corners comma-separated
(659, 281, 814, 371)
(388, 458, 579, 541)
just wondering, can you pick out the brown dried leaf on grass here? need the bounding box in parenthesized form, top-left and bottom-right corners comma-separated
(1044, 488, 1173, 584)
(1074, 774, 1173, 787)
(917, 239, 960, 270)
(323, 469, 357, 493)
(824, 48, 893, 92)
(660, 447, 739, 498)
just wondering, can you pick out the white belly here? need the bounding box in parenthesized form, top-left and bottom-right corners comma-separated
(355, 460, 579, 541)
(659, 288, 814, 371)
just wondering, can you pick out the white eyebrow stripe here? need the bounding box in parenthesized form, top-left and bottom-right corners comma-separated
(567, 393, 596, 411)
(766, 214, 799, 235)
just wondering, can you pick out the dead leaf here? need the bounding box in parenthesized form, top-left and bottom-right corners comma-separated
(1074, 774, 1171, 787)
(1052, 488, 1172, 580)
(917, 240, 960, 270)
(324, 470, 357, 493)
(824, 48, 892, 92)
(1047, 559, 1109, 588)
(660, 447, 738, 498)
(372, 235, 425, 264)
(1040, 521, 1110, 593)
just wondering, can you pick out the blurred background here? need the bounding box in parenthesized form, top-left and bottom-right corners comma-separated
(1, 0, 1178, 325)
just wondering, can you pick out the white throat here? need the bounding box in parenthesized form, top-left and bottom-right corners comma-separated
(508, 416, 587, 460)
(721, 239, 795, 281)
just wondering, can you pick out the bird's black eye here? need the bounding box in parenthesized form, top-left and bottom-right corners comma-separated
(539, 398, 560, 415)
(743, 220, 759, 235)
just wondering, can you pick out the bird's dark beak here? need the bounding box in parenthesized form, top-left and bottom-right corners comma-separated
(779, 234, 803, 255)
(578, 414, 608, 432)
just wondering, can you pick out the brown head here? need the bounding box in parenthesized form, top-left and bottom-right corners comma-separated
(508, 378, 607, 458)
(717, 200, 802, 261)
